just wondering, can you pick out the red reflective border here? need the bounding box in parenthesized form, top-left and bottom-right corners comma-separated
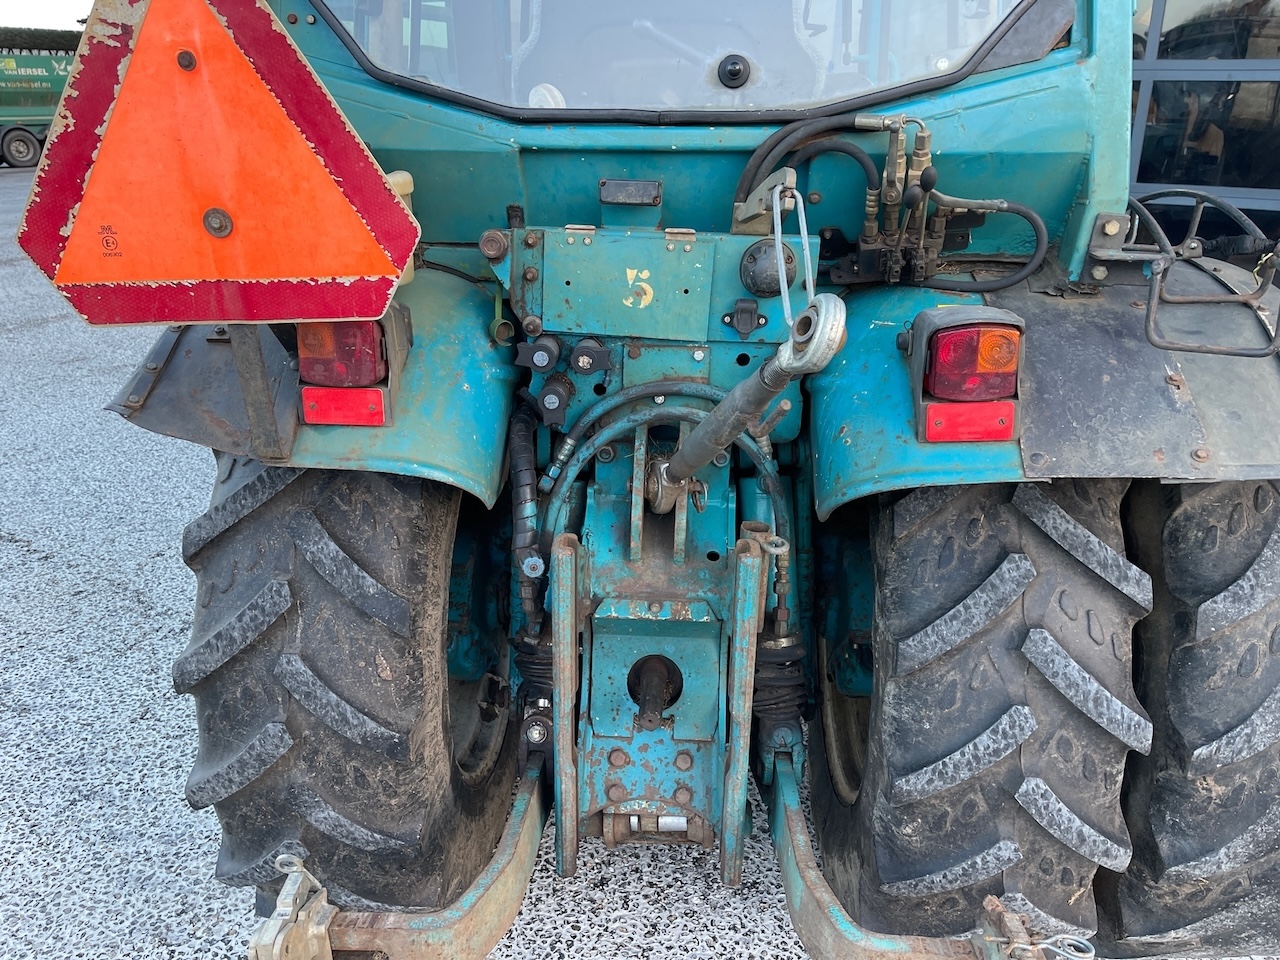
(18, 0, 418, 325)
(301, 386, 386, 426)
(924, 400, 1017, 442)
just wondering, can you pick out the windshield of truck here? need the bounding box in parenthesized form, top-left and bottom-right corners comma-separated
(320, 0, 1029, 112)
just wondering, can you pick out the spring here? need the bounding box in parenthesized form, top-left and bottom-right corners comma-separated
(752, 643, 808, 724)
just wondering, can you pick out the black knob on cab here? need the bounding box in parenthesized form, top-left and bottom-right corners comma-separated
(718, 54, 750, 89)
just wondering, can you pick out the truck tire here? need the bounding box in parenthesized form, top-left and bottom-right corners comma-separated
(1106, 480, 1280, 956)
(814, 482, 1154, 939)
(1, 128, 40, 167)
(175, 457, 515, 912)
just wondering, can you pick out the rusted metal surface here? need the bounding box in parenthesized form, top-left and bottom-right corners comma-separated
(720, 537, 763, 886)
(322, 757, 546, 960)
(770, 754, 981, 960)
(551, 533, 583, 877)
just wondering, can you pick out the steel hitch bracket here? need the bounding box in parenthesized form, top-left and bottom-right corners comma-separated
(768, 753, 1096, 960)
(247, 757, 547, 960)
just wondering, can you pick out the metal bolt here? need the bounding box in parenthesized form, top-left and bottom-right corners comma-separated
(674, 751, 693, 772)
(721, 314, 733, 325)
(1166, 373, 1185, 389)
(525, 720, 548, 744)
(1029, 452, 1048, 466)
(756, 316, 767, 326)
(1131, 300, 1146, 309)
(1187, 240, 1200, 250)
(126, 394, 141, 405)
(287, 12, 298, 23)
(522, 315, 543, 335)
(683, 244, 692, 252)
(144, 362, 159, 372)
(478, 229, 509, 261)
(1090, 265, 1109, 281)
(583, 236, 592, 245)
(653, 395, 665, 404)
(176, 49, 196, 71)
(712, 451, 730, 468)
(674, 786, 693, 806)
(576, 354, 593, 371)
(608, 748, 629, 767)
(627, 345, 642, 359)
(667, 243, 676, 252)
(305, 14, 316, 23)
(523, 233, 539, 248)
(202, 208, 233, 238)
(1102, 219, 1121, 236)
(1192, 447, 1211, 463)
(522, 266, 538, 282)
(692, 349, 705, 361)
(596, 444, 615, 463)
(808, 191, 822, 204)
(566, 236, 575, 245)
(212, 325, 227, 337)
(648, 602, 662, 613)
(607, 783, 627, 803)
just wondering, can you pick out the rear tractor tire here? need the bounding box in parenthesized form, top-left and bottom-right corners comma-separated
(175, 458, 515, 912)
(814, 481, 1154, 939)
(1106, 480, 1280, 956)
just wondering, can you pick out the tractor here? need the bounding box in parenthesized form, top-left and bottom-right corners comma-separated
(18, 0, 1280, 957)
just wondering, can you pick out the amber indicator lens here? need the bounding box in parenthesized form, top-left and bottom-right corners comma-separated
(297, 320, 387, 387)
(925, 324, 1020, 401)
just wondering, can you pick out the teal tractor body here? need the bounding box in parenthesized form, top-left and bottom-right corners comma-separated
(24, 0, 1280, 957)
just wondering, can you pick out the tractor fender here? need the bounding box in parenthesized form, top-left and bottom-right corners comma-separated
(810, 258, 1280, 519)
(113, 273, 520, 508)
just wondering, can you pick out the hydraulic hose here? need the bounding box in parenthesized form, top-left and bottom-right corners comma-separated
(923, 194, 1048, 292)
(788, 138, 881, 191)
(539, 381, 728, 494)
(510, 404, 542, 579)
(539, 406, 789, 557)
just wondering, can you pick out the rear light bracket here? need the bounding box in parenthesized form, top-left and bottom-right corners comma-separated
(297, 299, 413, 427)
(902, 305, 1026, 443)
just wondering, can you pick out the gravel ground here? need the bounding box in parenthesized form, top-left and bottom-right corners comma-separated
(0, 166, 809, 960)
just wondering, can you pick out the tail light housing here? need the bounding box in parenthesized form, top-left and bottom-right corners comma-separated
(298, 320, 387, 387)
(904, 306, 1026, 443)
(295, 303, 412, 427)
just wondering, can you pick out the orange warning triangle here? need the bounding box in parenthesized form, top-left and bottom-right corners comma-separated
(54, 0, 398, 286)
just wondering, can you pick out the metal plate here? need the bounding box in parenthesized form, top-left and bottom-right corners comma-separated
(1001, 259, 1280, 480)
(542, 230, 712, 339)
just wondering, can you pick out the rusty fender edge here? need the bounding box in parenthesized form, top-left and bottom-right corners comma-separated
(770, 755, 1068, 960)
(258, 756, 547, 960)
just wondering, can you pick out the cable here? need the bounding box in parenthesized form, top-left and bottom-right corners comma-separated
(418, 259, 495, 290)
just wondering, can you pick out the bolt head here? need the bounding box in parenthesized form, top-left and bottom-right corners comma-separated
(523, 233, 539, 248)
(144, 361, 159, 372)
(683, 243, 692, 252)
(692, 349, 705, 361)
(654, 395, 665, 404)
(608, 748, 629, 767)
(807, 191, 822, 204)
(126, 394, 141, 405)
(667, 243, 675, 251)
(522, 266, 538, 282)
(526, 721, 548, 744)
(522, 316, 543, 335)
(674, 786, 693, 806)
(1103, 219, 1121, 236)
(674, 751, 693, 772)
(1192, 447, 1211, 463)
(576, 355, 592, 370)
(1090, 265, 1109, 282)
(607, 783, 627, 803)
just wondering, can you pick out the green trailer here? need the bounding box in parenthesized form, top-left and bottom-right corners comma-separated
(0, 28, 80, 167)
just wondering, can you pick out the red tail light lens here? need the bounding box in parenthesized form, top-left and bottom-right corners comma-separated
(925, 324, 1021, 401)
(297, 320, 386, 387)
